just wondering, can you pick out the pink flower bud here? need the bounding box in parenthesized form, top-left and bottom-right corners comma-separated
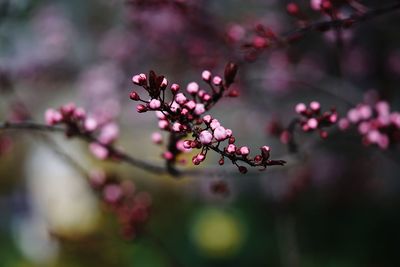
(377, 134, 389, 149)
(202, 70, 212, 82)
(239, 146, 250, 156)
(309, 101, 320, 112)
(329, 112, 338, 123)
(210, 119, 220, 130)
(203, 115, 212, 124)
(192, 154, 205, 165)
(187, 82, 199, 94)
(151, 132, 163, 144)
(175, 93, 187, 105)
(199, 130, 213, 145)
(185, 100, 196, 110)
(194, 104, 205, 115)
(198, 90, 206, 98)
(310, 0, 322, 10)
(261, 146, 270, 160)
(183, 140, 192, 149)
(45, 108, 62, 125)
(129, 91, 140, 101)
(60, 103, 76, 117)
(132, 75, 140, 85)
(212, 76, 222, 85)
(295, 103, 307, 114)
(226, 144, 236, 154)
(137, 104, 147, 113)
(358, 122, 370, 134)
(170, 101, 180, 112)
(149, 99, 161, 109)
(73, 107, 86, 120)
(103, 184, 122, 204)
(307, 118, 319, 129)
(202, 94, 211, 101)
(84, 117, 98, 132)
(338, 118, 350, 130)
(181, 108, 189, 116)
(158, 120, 169, 130)
(225, 129, 233, 137)
(161, 78, 168, 88)
(213, 126, 227, 141)
(171, 83, 180, 94)
(162, 151, 174, 160)
(358, 104, 372, 120)
(98, 123, 119, 144)
(347, 108, 360, 123)
(132, 73, 147, 85)
(89, 142, 108, 159)
(390, 112, 400, 128)
(172, 122, 182, 132)
(376, 101, 390, 116)
(176, 140, 191, 152)
(155, 111, 166, 119)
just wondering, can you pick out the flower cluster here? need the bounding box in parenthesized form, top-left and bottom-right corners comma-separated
(241, 0, 367, 61)
(339, 100, 400, 149)
(281, 101, 338, 144)
(129, 63, 285, 173)
(89, 170, 152, 239)
(45, 103, 119, 159)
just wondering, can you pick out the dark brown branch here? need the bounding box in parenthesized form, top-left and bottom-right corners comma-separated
(283, 2, 400, 41)
(0, 121, 167, 175)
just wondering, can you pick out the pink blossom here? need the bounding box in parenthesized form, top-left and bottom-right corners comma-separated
(202, 70, 212, 82)
(194, 104, 205, 115)
(98, 123, 119, 144)
(226, 144, 236, 154)
(84, 117, 98, 132)
(171, 83, 180, 94)
(310, 101, 320, 111)
(210, 119, 220, 130)
(175, 93, 187, 105)
(212, 76, 222, 85)
(155, 111, 166, 119)
(307, 118, 319, 129)
(45, 108, 62, 125)
(239, 146, 250, 156)
(103, 184, 122, 203)
(158, 120, 169, 130)
(151, 132, 163, 144)
(172, 122, 182, 132)
(199, 130, 213, 145)
(176, 140, 191, 152)
(89, 142, 109, 159)
(186, 82, 199, 94)
(295, 103, 307, 114)
(185, 100, 196, 110)
(310, 0, 322, 10)
(149, 99, 161, 109)
(338, 118, 350, 130)
(213, 126, 228, 141)
(203, 115, 212, 124)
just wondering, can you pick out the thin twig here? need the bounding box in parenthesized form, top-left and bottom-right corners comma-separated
(283, 2, 400, 41)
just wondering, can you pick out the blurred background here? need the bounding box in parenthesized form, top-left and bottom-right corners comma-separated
(1, 0, 400, 266)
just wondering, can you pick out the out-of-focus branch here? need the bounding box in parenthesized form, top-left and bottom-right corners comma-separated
(283, 2, 400, 42)
(0, 121, 167, 174)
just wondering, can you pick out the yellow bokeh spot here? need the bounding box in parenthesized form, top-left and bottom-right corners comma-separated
(191, 208, 245, 258)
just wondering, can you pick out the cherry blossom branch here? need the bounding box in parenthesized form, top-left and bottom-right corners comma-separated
(0, 120, 291, 177)
(0, 120, 166, 174)
(283, 2, 400, 40)
(243, 2, 400, 59)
